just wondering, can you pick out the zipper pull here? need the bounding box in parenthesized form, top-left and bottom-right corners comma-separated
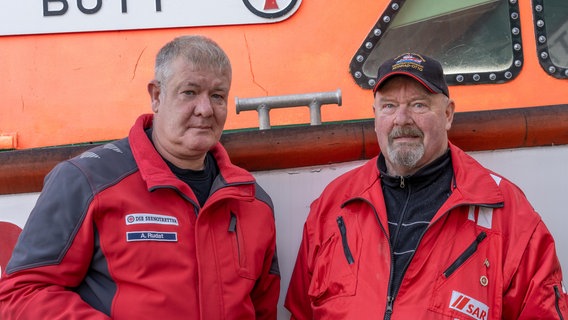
(399, 176, 405, 188)
(336, 216, 355, 264)
(385, 296, 393, 320)
(228, 213, 237, 232)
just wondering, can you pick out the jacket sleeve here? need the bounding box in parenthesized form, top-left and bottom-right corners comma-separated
(0, 162, 111, 320)
(502, 220, 568, 319)
(285, 223, 314, 320)
(251, 220, 281, 319)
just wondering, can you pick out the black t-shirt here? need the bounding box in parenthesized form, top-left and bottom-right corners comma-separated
(165, 152, 218, 207)
(145, 129, 219, 208)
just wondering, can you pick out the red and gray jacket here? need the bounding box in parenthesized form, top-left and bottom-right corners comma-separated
(0, 114, 280, 320)
(285, 143, 568, 319)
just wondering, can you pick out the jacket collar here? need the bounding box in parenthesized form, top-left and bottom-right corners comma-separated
(447, 142, 504, 206)
(129, 114, 255, 197)
(378, 149, 452, 190)
(343, 143, 505, 208)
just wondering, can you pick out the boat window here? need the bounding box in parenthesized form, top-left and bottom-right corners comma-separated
(533, 0, 568, 78)
(350, 0, 522, 89)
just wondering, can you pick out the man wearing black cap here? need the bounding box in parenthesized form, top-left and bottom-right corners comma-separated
(285, 53, 568, 319)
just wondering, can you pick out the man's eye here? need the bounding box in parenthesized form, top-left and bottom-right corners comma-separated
(412, 102, 430, 113)
(378, 104, 396, 114)
(413, 102, 428, 109)
(211, 94, 226, 102)
(183, 90, 196, 96)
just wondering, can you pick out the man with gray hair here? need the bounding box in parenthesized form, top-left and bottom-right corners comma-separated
(0, 35, 280, 320)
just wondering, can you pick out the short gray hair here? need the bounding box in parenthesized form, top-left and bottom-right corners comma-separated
(154, 35, 232, 84)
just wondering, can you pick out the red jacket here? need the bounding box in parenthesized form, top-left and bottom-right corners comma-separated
(285, 144, 568, 319)
(0, 114, 280, 319)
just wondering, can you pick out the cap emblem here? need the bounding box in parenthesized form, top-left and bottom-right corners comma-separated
(392, 53, 426, 72)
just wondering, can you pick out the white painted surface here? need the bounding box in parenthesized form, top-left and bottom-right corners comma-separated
(0, 0, 301, 36)
(1, 144, 567, 318)
(0, 193, 39, 229)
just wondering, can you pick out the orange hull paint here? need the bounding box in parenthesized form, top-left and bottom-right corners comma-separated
(0, 0, 565, 150)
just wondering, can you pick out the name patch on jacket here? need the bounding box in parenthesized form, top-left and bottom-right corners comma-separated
(449, 290, 489, 320)
(125, 213, 179, 226)
(126, 231, 178, 242)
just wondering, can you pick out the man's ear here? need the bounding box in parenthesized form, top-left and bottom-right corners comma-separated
(445, 99, 456, 131)
(148, 80, 161, 112)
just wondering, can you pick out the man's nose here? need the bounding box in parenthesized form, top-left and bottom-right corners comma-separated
(194, 94, 214, 116)
(393, 105, 413, 125)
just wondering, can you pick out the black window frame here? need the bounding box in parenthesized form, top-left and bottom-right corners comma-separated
(532, 0, 568, 79)
(349, 0, 524, 90)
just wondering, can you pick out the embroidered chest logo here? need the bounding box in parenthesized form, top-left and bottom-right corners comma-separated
(449, 290, 489, 320)
(125, 213, 179, 226)
(125, 213, 178, 242)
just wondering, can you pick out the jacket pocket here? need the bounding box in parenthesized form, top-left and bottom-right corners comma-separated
(228, 212, 258, 280)
(308, 215, 360, 306)
(429, 231, 498, 319)
(443, 231, 487, 278)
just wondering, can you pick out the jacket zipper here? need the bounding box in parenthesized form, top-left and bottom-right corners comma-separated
(342, 198, 394, 319)
(228, 213, 241, 265)
(344, 195, 502, 318)
(554, 285, 565, 320)
(384, 179, 412, 319)
(337, 216, 355, 264)
(343, 198, 475, 319)
(443, 231, 487, 278)
(385, 296, 393, 320)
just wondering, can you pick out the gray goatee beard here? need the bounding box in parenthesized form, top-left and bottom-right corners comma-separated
(387, 126, 424, 169)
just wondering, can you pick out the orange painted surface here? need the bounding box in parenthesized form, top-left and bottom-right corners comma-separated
(0, 0, 566, 150)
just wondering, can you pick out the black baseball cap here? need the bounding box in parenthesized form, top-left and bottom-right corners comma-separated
(372, 53, 449, 97)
